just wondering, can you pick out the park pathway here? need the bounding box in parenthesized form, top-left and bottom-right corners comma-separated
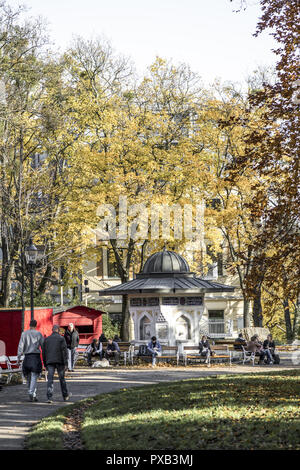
(0, 360, 298, 450)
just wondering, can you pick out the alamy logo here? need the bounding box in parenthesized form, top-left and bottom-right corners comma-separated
(95, 196, 204, 241)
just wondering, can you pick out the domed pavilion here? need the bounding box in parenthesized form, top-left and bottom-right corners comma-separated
(98, 248, 235, 347)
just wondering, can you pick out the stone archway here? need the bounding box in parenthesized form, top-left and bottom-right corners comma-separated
(175, 314, 191, 340)
(139, 314, 152, 341)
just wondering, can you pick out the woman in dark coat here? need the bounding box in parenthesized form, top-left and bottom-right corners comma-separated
(199, 335, 211, 360)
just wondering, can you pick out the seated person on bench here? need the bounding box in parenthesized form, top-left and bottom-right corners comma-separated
(105, 338, 120, 365)
(246, 335, 266, 364)
(86, 339, 103, 366)
(263, 334, 278, 364)
(147, 336, 162, 367)
(198, 335, 211, 361)
(234, 333, 247, 350)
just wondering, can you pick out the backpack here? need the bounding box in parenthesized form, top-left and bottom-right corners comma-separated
(138, 344, 149, 356)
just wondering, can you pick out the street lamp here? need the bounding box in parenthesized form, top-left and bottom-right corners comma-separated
(25, 238, 38, 321)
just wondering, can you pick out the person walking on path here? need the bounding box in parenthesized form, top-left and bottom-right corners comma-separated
(42, 324, 71, 403)
(17, 319, 44, 402)
(64, 323, 79, 371)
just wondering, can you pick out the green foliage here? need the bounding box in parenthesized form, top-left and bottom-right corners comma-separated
(9, 293, 60, 308)
(87, 301, 121, 339)
(100, 313, 120, 339)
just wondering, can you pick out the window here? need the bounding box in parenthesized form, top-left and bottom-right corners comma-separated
(208, 310, 225, 335)
(130, 298, 159, 307)
(162, 297, 179, 305)
(76, 325, 93, 334)
(208, 310, 224, 320)
(175, 315, 191, 340)
(237, 317, 244, 330)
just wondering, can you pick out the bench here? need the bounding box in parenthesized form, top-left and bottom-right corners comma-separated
(75, 342, 131, 367)
(276, 345, 300, 352)
(241, 346, 256, 366)
(156, 346, 179, 365)
(129, 345, 179, 366)
(182, 345, 232, 367)
(209, 345, 232, 366)
(0, 355, 23, 384)
(182, 346, 209, 366)
(103, 342, 130, 366)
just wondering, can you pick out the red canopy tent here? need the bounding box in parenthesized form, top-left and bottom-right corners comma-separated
(0, 307, 53, 356)
(52, 305, 104, 345)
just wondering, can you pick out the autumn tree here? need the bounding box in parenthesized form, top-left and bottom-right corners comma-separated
(227, 0, 300, 340)
(64, 44, 207, 339)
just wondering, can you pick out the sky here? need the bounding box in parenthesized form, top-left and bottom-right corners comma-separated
(10, 0, 277, 86)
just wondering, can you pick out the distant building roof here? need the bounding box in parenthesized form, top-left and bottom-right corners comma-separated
(52, 305, 105, 317)
(98, 249, 235, 296)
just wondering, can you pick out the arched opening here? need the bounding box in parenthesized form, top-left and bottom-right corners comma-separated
(140, 315, 151, 341)
(175, 315, 191, 340)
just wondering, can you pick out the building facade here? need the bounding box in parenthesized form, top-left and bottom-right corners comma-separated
(98, 249, 244, 345)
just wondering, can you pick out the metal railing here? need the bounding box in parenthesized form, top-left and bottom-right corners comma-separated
(208, 321, 225, 337)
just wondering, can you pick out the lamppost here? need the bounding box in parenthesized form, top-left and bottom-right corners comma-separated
(25, 238, 38, 321)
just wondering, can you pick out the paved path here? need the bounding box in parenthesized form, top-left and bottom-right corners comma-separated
(0, 360, 299, 450)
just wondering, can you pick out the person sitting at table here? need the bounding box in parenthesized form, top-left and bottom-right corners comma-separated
(105, 338, 120, 366)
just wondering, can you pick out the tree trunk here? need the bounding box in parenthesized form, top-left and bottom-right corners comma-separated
(0, 239, 14, 307)
(243, 297, 251, 328)
(292, 295, 300, 340)
(283, 298, 294, 343)
(110, 238, 135, 341)
(20, 253, 25, 332)
(252, 288, 263, 327)
(139, 240, 148, 272)
(37, 263, 52, 295)
(120, 294, 134, 341)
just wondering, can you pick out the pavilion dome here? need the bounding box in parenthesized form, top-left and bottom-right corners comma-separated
(141, 249, 190, 275)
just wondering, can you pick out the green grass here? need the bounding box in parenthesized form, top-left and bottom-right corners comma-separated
(25, 411, 66, 450)
(26, 370, 300, 450)
(25, 399, 93, 450)
(82, 370, 300, 450)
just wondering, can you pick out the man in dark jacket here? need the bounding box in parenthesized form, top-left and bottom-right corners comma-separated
(234, 333, 247, 351)
(42, 325, 71, 403)
(64, 323, 79, 371)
